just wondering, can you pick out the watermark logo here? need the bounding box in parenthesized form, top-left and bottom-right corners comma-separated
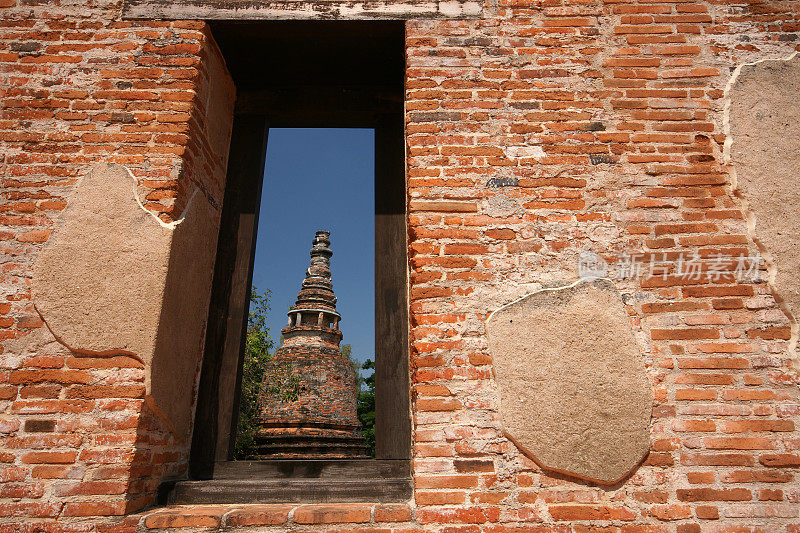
(578, 251, 762, 283)
(578, 250, 609, 279)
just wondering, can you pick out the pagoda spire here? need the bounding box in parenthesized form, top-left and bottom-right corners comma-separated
(284, 230, 341, 333)
(293, 230, 337, 312)
(283, 230, 342, 337)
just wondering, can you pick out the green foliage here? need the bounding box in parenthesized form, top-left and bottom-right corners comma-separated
(234, 287, 274, 459)
(342, 344, 364, 393)
(357, 359, 376, 457)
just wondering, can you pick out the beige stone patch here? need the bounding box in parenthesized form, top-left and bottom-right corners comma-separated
(32, 164, 219, 439)
(486, 279, 652, 485)
(33, 165, 172, 360)
(727, 53, 800, 354)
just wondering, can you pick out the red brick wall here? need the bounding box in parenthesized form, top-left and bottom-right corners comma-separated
(0, 1, 233, 526)
(406, 2, 800, 531)
(1, 0, 800, 531)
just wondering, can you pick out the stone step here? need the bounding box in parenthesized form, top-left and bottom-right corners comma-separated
(167, 477, 412, 504)
(213, 459, 410, 479)
(164, 460, 412, 504)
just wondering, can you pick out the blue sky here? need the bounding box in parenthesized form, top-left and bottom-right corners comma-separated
(250, 128, 375, 367)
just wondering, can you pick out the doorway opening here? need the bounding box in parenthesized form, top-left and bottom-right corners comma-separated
(180, 20, 410, 503)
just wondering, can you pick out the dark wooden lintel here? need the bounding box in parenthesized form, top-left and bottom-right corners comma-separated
(235, 86, 402, 126)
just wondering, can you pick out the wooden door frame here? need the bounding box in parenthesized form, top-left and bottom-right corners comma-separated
(189, 86, 409, 478)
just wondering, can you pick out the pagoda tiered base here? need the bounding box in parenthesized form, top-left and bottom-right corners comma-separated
(251, 423, 368, 459)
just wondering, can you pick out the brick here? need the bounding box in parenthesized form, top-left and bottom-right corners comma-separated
(686, 471, 714, 484)
(651, 328, 720, 340)
(484, 228, 516, 240)
(21, 451, 77, 464)
(677, 357, 749, 369)
(760, 454, 800, 467)
(223, 505, 292, 526)
(548, 505, 637, 521)
(0, 502, 61, 518)
(454, 459, 494, 473)
(144, 509, 223, 528)
(375, 504, 414, 522)
(417, 398, 462, 411)
(747, 327, 791, 340)
(66, 356, 143, 369)
(9, 369, 93, 385)
(695, 505, 719, 519)
(676, 488, 752, 501)
(650, 504, 693, 521)
(416, 491, 466, 505)
(415, 475, 479, 489)
(409, 200, 478, 213)
(703, 437, 776, 450)
(62, 501, 126, 517)
(416, 506, 500, 524)
(294, 504, 371, 524)
(675, 374, 734, 385)
(681, 453, 755, 466)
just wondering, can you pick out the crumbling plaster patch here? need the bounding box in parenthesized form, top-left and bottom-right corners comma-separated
(32, 163, 219, 439)
(486, 278, 652, 485)
(723, 51, 800, 361)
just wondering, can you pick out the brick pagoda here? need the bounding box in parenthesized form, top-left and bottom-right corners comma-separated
(252, 231, 367, 458)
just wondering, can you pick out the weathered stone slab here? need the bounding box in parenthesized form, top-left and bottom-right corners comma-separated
(486, 279, 652, 485)
(122, 0, 482, 20)
(728, 53, 800, 352)
(32, 164, 219, 439)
